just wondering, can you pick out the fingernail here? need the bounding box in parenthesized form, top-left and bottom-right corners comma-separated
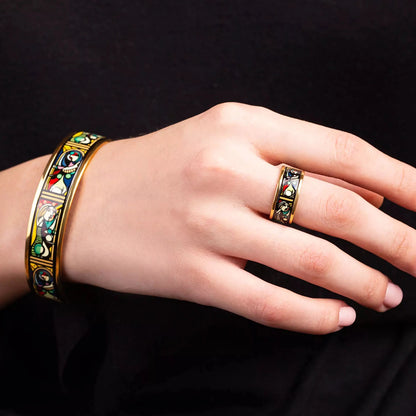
(337, 306, 356, 328)
(383, 282, 403, 310)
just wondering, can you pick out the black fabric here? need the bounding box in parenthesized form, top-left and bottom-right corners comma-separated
(1, 1, 416, 415)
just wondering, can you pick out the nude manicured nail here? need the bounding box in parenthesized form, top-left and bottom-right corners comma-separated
(337, 306, 356, 328)
(383, 282, 403, 310)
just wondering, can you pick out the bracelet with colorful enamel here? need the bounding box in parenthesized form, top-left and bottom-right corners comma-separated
(25, 131, 111, 302)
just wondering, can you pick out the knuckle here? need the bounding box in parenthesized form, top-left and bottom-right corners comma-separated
(184, 145, 236, 188)
(389, 227, 411, 264)
(178, 257, 213, 304)
(393, 163, 416, 208)
(183, 201, 222, 238)
(323, 190, 359, 228)
(203, 102, 248, 130)
(252, 295, 289, 327)
(314, 308, 339, 334)
(298, 244, 332, 276)
(330, 130, 362, 169)
(394, 163, 410, 196)
(196, 147, 229, 179)
(360, 276, 385, 306)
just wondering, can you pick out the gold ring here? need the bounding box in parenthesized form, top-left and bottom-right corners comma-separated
(269, 165, 304, 225)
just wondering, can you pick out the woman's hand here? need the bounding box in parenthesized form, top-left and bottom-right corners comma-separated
(62, 102, 415, 334)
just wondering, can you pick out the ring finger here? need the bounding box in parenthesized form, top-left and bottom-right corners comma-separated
(212, 164, 406, 311)
(247, 160, 416, 278)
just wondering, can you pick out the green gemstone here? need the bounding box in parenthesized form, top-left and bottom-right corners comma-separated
(34, 244, 43, 255)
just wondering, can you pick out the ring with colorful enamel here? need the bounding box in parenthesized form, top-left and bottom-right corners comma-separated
(270, 165, 305, 225)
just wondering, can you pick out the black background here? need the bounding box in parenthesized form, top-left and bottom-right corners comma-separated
(1, 1, 416, 415)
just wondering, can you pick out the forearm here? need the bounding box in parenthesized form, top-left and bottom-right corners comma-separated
(0, 155, 50, 308)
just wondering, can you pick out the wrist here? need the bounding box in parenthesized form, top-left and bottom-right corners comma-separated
(61, 138, 119, 286)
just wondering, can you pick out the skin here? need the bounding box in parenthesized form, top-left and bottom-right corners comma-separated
(1, 102, 414, 334)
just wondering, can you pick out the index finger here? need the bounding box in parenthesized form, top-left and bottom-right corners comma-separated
(229, 103, 416, 211)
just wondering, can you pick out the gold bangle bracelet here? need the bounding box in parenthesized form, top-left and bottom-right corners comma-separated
(25, 132, 111, 302)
